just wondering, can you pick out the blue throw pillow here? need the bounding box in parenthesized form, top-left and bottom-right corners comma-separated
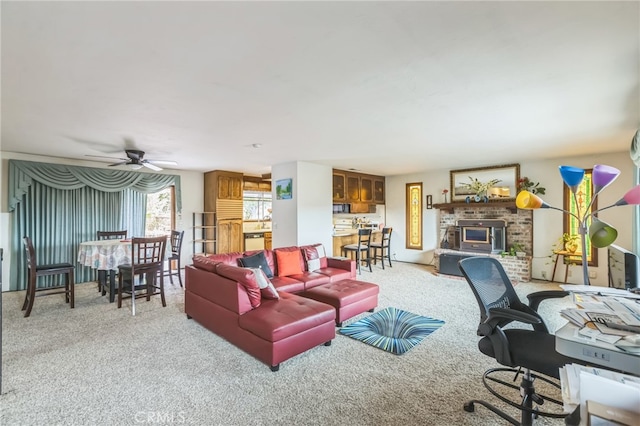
(238, 251, 274, 278)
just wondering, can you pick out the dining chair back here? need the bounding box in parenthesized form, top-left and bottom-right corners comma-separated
(97, 230, 128, 240)
(95, 230, 128, 295)
(370, 227, 393, 269)
(117, 236, 167, 315)
(164, 230, 184, 287)
(341, 228, 372, 274)
(22, 236, 75, 317)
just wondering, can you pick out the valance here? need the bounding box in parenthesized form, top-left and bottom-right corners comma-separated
(8, 160, 182, 212)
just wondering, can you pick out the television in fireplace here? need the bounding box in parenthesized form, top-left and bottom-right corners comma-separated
(463, 227, 490, 244)
(456, 220, 507, 254)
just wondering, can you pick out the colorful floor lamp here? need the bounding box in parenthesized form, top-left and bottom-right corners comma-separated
(516, 164, 640, 285)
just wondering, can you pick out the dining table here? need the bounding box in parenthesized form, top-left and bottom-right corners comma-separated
(77, 239, 132, 303)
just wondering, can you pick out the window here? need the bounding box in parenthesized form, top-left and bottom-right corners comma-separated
(243, 191, 272, 221)
(145, 187, 175, 236)
(405, 182, 422, 250)
(563, 169, 597, 266)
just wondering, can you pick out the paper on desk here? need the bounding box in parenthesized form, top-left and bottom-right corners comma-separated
(577, 326, 622, 344)
(561, 285, 640, 299)
(579, 370, 640, 425)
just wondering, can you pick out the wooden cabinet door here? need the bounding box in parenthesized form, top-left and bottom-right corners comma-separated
(217, 220, 230, 253)
(346, 174, 360, 202)
(230, 177, 243, 200)
(229, 220, 243, 252)
(264, 232, 272, 250)
(218, 176, 230, 199)
(373, 177, 385, 204)
(332, 172, 346, 202)
(360, 176, 373, 202)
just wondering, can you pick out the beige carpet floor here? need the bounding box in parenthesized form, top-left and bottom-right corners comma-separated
(0, 262, 571, 425)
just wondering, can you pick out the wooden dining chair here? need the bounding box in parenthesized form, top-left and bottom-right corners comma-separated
(22, 236, 75, 317)
(96, 230, 128, 296)
(164, 230, 184, 287)
(117, 236, 167, 315)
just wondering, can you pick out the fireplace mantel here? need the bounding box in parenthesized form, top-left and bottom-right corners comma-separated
(433, 201, 518, 213)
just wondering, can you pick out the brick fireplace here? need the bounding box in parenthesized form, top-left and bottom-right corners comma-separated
(433, 203, 533, 282)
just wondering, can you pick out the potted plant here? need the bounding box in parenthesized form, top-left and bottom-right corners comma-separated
(511, 243, 526, 257)
(559, 233, 579, 253)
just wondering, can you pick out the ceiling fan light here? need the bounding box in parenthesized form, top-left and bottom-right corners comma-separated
(126, 163, 143, 170)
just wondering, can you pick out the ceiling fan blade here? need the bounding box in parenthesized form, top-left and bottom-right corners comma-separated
(108, 161, 128, 167)
(146, 159, 178, 165)
(142, 161, 162, 171)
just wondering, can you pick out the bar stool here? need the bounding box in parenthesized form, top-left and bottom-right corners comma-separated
(342, 229, 372, 274)
(370, 227, 393, 269)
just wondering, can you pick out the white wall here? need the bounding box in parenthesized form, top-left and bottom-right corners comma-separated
(271, 161, 333, 252)
(385, 151, 636, 286)
(0, 151, 204, 291)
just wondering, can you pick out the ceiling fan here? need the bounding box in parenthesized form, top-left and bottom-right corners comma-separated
(87, 149, 178, 171)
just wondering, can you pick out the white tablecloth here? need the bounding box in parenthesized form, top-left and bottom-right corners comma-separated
(77, 240, 131, 270)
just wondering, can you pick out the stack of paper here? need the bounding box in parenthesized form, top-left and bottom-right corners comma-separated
(558, 291, 640, 353)
(559, 363, 640, 424)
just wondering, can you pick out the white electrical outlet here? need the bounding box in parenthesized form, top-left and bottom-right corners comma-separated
(589, 270, 597, 279)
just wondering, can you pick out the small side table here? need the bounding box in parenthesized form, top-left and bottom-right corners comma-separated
(551, 250, 581, 283)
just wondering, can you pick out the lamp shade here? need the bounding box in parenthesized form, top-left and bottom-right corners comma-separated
(516, 190, 549, 209)
(589, 218, 618, 248)
(559, 166, 584, 189)
(592, 164, 620, 194)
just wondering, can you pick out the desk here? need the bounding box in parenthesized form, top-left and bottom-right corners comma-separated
(551, 250, 581, 283)
(78, 240, 131, 302)
(556, 323, 640, 375)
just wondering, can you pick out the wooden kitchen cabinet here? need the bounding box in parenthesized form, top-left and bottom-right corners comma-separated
(360, 175, 373, 203)
(332, 172, 346, 202)
(217, 219, 243, 253)
(373, 177, 385, 204)
(218, 175, 242, 200)
(346, 174, 360, 202)
(264, 232, 272, 250)
(334, 169, 385, 205)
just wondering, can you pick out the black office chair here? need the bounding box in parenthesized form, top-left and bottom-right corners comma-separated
(342, 228, 372, 274)
(22, 236, 75, 317)
(118, 236, 167, 315)
(370, 227, 392, 269)
(164, 230, 184, 287)
(458, 257, 581, 426)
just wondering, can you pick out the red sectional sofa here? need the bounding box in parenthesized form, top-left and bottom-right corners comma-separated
(185, 244, 379, 371)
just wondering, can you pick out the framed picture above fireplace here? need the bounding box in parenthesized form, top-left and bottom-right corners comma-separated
(450, 163, 520, 202)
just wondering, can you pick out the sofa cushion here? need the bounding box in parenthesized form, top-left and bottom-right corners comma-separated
(249, 267, 279, 299)
(275, 249, 303, 277)
(287, 272, 330, 290)
(192, 255, 218, 272)
(270, 276, 305, 293)
(238, 251, 274, 278)
(238, 292, 335, 342)
(215, 264, 261, 308)
(301, 244, 328, 271)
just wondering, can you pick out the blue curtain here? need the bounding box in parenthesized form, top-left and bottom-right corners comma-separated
(8, 160, 180, 290)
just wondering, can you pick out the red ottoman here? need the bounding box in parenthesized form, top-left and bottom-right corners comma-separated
(300, 279, 379, 326)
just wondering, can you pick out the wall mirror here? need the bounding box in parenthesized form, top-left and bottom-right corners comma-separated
(450, 163, 520, 202)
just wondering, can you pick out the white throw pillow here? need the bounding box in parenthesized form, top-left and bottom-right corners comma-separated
(249, 267, 279, 299)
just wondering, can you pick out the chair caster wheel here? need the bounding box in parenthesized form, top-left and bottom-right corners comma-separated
(463, 402, 475, 413)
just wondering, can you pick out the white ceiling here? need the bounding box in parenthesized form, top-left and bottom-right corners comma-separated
(1, 1, 638, 176)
